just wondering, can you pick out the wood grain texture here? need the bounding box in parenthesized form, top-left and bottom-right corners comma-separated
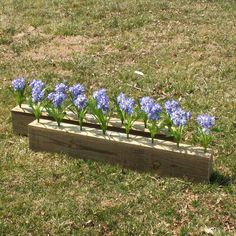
(11, 104, 173, 141)
(11, 105, 36, 136)
(29, 119, 213, 182)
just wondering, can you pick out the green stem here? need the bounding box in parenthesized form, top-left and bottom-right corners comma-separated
(79, 117, 83, 131)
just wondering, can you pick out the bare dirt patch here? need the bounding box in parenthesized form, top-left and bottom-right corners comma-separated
(23, 34, 93, 61)
(8, 26, 93, 61)
(12, 26, 50, 41)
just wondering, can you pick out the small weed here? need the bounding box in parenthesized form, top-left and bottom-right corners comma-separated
(56, 22, 81, 36)
(0, 36, 12, 45)
(10, 43, 24, 55)
(179, 226, 189, 236)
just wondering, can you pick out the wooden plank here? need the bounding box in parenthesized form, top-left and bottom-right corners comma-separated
(11, 105, 36, 136)
(28, 119, 213, 182)
(11, 104, 173, 141)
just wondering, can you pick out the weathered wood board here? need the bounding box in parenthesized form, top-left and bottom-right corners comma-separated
(28, 119, 213, 182)
(11, 104, 173, 141)
(11, 105, 37, 136)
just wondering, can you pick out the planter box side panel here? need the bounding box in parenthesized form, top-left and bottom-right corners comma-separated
(29, 120, 212, 182)
(11, 110, 35, 136)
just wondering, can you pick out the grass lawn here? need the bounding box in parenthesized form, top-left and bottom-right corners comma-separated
(0, 0, 236, 235)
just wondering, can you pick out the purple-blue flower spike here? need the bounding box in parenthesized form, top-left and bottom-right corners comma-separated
(116, 93, 126, 124)
(117, 93, 136, 139)
(140, 96, 154, 113)
(169, 108, 191, 148)
(93, 89, 109, 114)
(30, 80, 45, 104)
(32, 87, 45, 103)
(118, 95, 135, 116)
(30, 80, 45, 90)
(12, 78, 26, 107)
(196, 114, 215, 134)
(93, 88, 107, 100)
(140, 98, 162, 143)
(165, 99, 180, 116)
(12, 78, 26, 91)
(31, 87, 45, 122)
(46, 91, 67, 126)
(69, 83, 85, 99)
(73, 94, 88, 130)
(91, 88, 110, 134)
(170, 108, 191, 127)
(117, 93, 126, 106)
(73, 94, 87, 110)
(139, 96, 155, 128)
(196, 114, 215, 152)
(55, 83, 68, 93)
(147, 103, 162, 121)
(48, 92, 67, 108)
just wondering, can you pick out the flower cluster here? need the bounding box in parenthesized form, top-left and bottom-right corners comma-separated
(140, 97, 154, 111)
(116, 93, 136, 138)
(46, 88, 68, 127)
(48, 92, 67, 108)
(117, 93, 125, 107)
(69, 83, 87, 109)
(139, 96, 162, 143)
(90, 89, 110, 134)
(147, 103, 162, 121)
(167, 107, 191, 147)
(196, 114, 215, 152)
(55, 83, 68, 93)
(165, 100, 180, 116)
(140, 97, 162, 121)
(170, 108, 191, 127)
(117, 93, 135, 115)
(74, 94, 87, 110)
(30, 80, 45, 103)
(196, 114, 215, 134)
(12, 78, 26, 91)
(32, 88, 45, 103)
(29, 80, 45, 90)
(93, 89, 109, 114)
(67, 83, 88, 130)
(69, 83, 85, 99)
(11, 78, 26, 107)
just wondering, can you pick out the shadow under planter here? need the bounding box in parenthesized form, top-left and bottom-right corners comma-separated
(210, 170, 235, 186)
(28, 119, 213, 183)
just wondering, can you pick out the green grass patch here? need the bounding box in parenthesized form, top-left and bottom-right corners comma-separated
(0, 0, 236, 235)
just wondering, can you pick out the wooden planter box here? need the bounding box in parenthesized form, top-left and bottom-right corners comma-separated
(11, 104, 173, 141)
(28, 119, 213, 182)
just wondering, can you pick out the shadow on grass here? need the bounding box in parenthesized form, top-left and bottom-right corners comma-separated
(210, 170, 235, 186)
